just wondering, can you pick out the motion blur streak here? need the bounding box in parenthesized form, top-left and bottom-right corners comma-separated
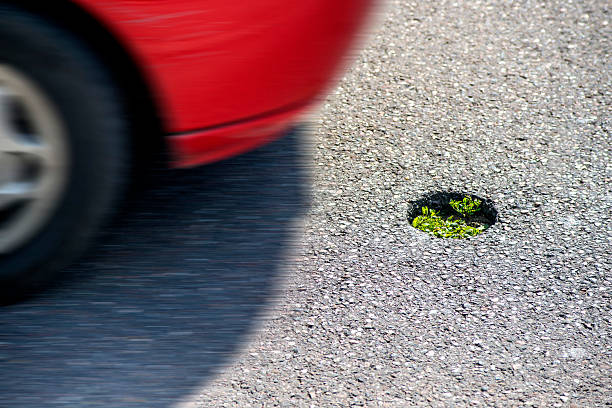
(1, 0, 377, 404)
(0, 129, 310, 408)
(75, 0, 375, 134)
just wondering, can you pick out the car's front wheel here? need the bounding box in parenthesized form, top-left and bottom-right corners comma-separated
(0, 5, 127, 302)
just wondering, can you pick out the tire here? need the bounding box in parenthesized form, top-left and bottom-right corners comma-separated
(0, 5, 127, 303)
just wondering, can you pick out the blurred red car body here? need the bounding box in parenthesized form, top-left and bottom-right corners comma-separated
(76, 0, 374, 166)
(0, 0, 374, 299)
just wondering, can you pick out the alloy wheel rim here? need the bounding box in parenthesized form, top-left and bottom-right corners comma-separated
(0, 64, 69, 254)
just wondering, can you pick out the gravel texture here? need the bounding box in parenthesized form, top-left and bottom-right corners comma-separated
(1, 1, 609, 407)
(196, 0, 611, 406)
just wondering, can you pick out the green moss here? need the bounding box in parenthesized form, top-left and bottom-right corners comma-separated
(449, 196, 482, 217)
(412, 196, 487, 239)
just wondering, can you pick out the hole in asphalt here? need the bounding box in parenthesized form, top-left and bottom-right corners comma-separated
(408, 191, 498, 239)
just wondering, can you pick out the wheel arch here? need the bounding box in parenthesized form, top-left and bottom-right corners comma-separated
(1, 0, 167, 161)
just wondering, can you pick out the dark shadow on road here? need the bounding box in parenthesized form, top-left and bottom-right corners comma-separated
(0, 129, 310, 407)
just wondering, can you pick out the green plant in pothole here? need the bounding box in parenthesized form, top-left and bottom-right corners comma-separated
(412, 196, 487, 239)
(449, 196, 482, 217)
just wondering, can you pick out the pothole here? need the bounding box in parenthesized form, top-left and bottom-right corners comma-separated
(408, 192, 498, 239)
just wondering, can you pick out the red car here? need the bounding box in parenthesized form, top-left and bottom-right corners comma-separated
(0, 1, 374, 298)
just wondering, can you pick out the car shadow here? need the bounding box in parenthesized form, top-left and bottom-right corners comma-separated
(0, 128, 310, 407)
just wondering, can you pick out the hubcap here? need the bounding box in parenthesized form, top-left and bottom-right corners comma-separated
(0, 65, 68, 254)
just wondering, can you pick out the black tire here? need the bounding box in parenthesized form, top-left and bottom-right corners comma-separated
(0, 5, 127, 303)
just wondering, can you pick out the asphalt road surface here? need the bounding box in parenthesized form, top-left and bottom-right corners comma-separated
(198, 0, 610, 407)
(0, 130, 309, 407)
(3, 0, 611, 407)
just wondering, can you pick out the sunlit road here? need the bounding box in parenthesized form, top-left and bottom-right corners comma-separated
(3, 0, 611, 406)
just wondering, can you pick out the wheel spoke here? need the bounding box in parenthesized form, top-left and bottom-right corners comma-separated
(0, 135, 49, 157)
(0, 65, 68, 254)
(0, 182, 35, 210)
(3, 138, 52, 160)
(0, 88, 54, 163)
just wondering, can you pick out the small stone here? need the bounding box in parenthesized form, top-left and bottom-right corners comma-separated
(563, 347, 588, 360)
